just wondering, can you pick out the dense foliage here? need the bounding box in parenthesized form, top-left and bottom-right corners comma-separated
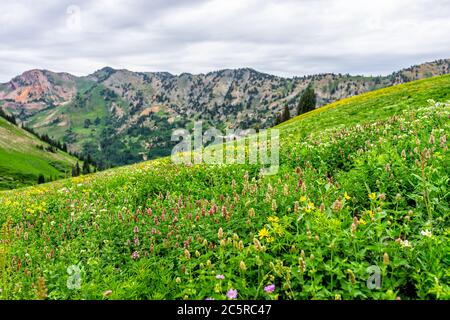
(0, 76, 449, 300)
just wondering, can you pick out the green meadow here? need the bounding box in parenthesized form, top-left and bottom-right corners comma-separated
(0, 75, 449, 300)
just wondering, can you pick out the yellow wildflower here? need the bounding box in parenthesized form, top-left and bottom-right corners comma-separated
(368, 193, 377, 201)
(273, 224, 284, 236)
(258, 227, 269, 239)
(300, 195, 307, 202)
(268, 216, 279, 223)
(305, 202, 315, 213)
(344, 192, 351, 200)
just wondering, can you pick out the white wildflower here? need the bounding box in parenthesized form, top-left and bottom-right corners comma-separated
(399, 239, 412, 248)
(420, 229, 432, 238)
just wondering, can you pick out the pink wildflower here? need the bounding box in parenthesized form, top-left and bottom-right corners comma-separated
(227, 289, 238, 299)
(264, 284, 275, 293)
(131, 251, 139, 260)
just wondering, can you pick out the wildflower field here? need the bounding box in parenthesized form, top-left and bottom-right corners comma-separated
(0, 75, 449, 300)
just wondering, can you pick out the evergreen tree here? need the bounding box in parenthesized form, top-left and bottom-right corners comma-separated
(84, 119, 92, 128)
(275, 105, 291, 125)
(274, 113, 282, 126)
(281, 105, 291, 122)
(72, 162, 81, 177)
(82, 161, 90, 175)
(0, 108, 17, 125)
(297, 85, 316, 116)
(37, 174, 45, 184)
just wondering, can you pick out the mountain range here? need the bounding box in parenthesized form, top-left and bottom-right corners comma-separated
(1, 58, 449, 167)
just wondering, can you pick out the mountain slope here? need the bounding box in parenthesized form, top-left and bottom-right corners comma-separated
(1, 59, 449, 168)
(1, 75, 449, 299)
(278, 73, 450, 132)
(0, 116, 79, 190)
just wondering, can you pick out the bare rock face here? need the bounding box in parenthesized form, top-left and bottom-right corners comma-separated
(0, 69, 77, 116)
(0, 58, 449, 167)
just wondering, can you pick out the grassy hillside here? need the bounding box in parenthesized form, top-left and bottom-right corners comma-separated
(278, 73, 450, 133)
(0, 117, 79, 190)
(0, 75, 449, 300)
(3, 60, 449, 168)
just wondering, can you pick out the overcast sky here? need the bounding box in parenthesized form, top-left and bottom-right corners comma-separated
(0, 0, 449, 82)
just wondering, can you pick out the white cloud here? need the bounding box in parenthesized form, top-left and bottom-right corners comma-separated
(0, 0, 449, 81)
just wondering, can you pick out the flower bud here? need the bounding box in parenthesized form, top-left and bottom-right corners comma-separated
(383, 252, 390, 265)
(347, 269, 356, 284)
(298, 257, 305, 273)
(271, 199, 277, 212)
(429, 134, 435, 145)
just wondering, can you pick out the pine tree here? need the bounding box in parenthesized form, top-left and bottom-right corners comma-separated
(82, 161, 90, 175)
(72, 162, 81, 177)
(281, 105, 291, 122)
(84, 119, 91, 128)
(297, 85, 316, 116)
(37, 174, 45, 184)
(274, 113, 282, 125)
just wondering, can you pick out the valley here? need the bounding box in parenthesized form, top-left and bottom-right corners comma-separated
(1, 59, 449, 168)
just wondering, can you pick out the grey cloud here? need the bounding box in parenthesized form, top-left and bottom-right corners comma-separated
(0, 0, 449, 82)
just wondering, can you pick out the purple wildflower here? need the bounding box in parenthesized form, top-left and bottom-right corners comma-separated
(205, 297, 215, 300)
(216, 274, 225, 280)
(264, 284, 275, 293)
(133, 226, 139, 233)
(131, 251, 139, 260)
(227, 289, 238, 299)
